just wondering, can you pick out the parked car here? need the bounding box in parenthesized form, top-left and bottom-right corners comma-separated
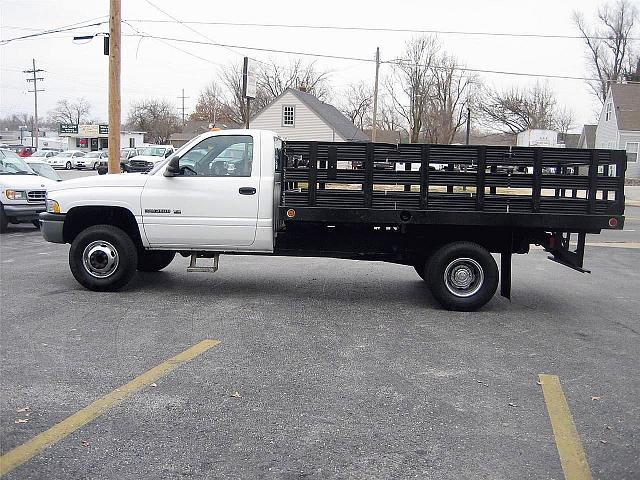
(125, 145, 175, 173)
(0, 149, 57, 233)
(13, 146, 36, 157)
(26, 159, 62, 182)
(29, 150, 59, 160)
(120, 147, 145, 172)
(81, 151, 109, 170)
(52, 150, 86, 170)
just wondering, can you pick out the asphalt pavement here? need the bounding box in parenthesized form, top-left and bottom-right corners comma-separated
(0, 171, 638, 479)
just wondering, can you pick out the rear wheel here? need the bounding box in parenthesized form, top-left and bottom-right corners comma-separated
(65, 161, 72, 170)
(137, 250, 176, 272)
(69, 225, 138, 291)
(426, 241, 498, 311)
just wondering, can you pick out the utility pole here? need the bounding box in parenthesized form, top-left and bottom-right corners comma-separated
(24, 59, 44, 150)
(108, 0, 121, 174)
(177, 88, 189, 125)
(371, 47, 380, 143)
(465, 107, 471, 145)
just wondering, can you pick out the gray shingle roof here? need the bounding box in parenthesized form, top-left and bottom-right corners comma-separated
(285, 88, 370, 142)
(611, 83, 640, 131)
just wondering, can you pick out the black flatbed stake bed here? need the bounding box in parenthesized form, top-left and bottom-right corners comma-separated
(272, 140, 626, 310)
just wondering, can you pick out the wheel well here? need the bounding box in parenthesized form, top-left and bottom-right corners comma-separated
(63, 206, 143, 247)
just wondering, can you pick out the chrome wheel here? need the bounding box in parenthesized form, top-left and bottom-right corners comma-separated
(82, 240, 119, 278)
(443, 257, 484, 298)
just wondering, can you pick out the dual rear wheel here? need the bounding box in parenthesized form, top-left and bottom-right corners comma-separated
(415, 242, 499, 311)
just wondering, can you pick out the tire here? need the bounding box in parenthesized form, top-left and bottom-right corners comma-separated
(426, 241, 498, 311)
(137, 250, 176, 272)
(92, 161, 98, 170)
(32, 219, 40, 229)
(0, 205, 8, 234)
(69, 225, 138, 291)
(65, 161, 72, 170)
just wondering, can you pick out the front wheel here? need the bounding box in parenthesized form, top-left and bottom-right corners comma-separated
(426, 242, 498, 311)
(69, 225, 138, 291)
(93, 161, 98, 170)
(0, 205, 8, 233)
(65, 161, 72, 170)
(137, 250, 176, 272)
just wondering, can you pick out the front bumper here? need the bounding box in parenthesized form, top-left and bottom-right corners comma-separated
(3, 203, 46, 221)
(39, 212, 66, 243)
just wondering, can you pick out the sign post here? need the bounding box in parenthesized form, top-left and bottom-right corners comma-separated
(242, 57, 257, 129)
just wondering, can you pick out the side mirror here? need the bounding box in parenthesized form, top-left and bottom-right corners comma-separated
(164, 156, 180, 177)
(97, 166, 108, 175)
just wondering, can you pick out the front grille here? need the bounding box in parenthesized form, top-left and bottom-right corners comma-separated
(129, 160, 153, 172)
(27, 190, 46, 203)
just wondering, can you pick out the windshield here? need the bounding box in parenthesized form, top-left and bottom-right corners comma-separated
(0, 152, 37, 175)
(138, 147, 167, 157)
(27, 162, 60, 181)
(57, 152, 73, 157)
(30, 151, 49, 157)
(85, 152, 102, 158)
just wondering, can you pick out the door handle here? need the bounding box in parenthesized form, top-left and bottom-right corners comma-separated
(239, 187, 256, 195)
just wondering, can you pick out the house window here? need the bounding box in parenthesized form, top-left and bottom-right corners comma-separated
(626, 142, 639, 163)
(282, 105, 295, 126)
(605, 102, 612, 121)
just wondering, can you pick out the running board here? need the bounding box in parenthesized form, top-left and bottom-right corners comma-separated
(187, 253, 219, 273)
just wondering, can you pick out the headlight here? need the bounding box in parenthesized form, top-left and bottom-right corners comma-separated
(5, 189, 26, 200)
(46, 199, 60, 213)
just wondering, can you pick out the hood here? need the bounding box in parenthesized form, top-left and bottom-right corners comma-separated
(130, 155, 165, 163)
(0, 174, 57, 190)
(48, 172, 149, 193)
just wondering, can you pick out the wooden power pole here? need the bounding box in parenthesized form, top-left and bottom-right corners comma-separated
(24, 59, 44, 150)
(371, 47, 380, 143)
(108, 0, 121, 174)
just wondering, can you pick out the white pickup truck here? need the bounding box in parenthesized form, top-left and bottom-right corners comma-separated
(40, 129, 626, 311)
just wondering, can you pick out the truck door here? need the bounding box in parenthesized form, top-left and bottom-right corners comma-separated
(140, 134, 259, 248)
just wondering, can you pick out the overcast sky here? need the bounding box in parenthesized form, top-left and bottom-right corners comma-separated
(0, 0, 617, 131)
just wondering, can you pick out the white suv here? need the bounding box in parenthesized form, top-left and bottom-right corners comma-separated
(1, 149, 57, 233)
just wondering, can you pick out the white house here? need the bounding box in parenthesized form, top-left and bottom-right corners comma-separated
(249, 88, 369, 143)
(595, 83, 640, 178)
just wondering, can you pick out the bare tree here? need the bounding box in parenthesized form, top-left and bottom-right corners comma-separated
(125, 99, 180, 144)
(217, 62, 268, 125)
(47, 98, 91, 125)
(555, 107, 576, 135)
(339, 82, 373, 129)
(476, 82, 571, 134)
(257, 59, 332, 108)
(574, 0, 639, 104)
(385, 36, 441, 143)
(378, 96, 405, 134)
(422, 53, 478, 144)
(190, 81, 226, 124)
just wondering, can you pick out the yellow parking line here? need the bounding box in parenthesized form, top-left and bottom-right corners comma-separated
(0, 339, 220, 477)
(538, 374, 592, 480)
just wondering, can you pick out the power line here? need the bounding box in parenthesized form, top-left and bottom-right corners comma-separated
(142, 0, 245, 59)
(0, 16, 109, 45)
(122, 33, 613, 82)
(123, 19, 640, 42)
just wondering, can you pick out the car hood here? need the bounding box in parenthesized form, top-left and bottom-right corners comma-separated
(48, 172, 148, 192)
(0, 174, 57, 189)
(130, 155, 165, 163)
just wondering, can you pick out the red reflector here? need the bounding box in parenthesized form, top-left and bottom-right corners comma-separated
(608, 217, 618, 228)
(286, 209, 296, 218)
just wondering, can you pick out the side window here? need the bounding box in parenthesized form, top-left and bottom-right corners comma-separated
(178, 135, 253, 177)
(282, 105, 295, 126)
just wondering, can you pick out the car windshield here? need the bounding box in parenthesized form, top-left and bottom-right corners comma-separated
(85, 152, 103, 158)
(138, 147, 166, 157)
(27, 162, 60, 181)
(0, 152, 37, 175)
(57, 152, 74, 157)
(30, 151, 49, 157)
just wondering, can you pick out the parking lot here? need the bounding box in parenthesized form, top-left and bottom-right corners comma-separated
(1, 171, 639, 479)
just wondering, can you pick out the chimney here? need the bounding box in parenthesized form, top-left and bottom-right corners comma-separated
(298, 84, 307, 93)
